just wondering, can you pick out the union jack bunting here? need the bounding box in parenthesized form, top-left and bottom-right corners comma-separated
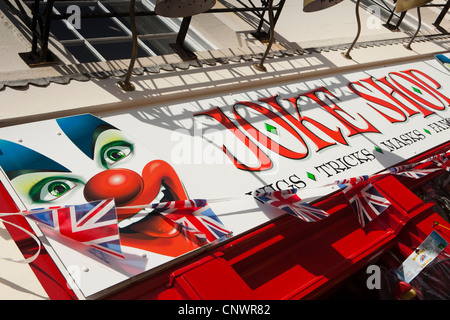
(386, 150, 450, 175)
(430, 152, 450, 171)
(390, 168, 441, 179)
(151, 199, 231, 244)
(255, 189, 330, 222)
(335, 175, 370, 185)
(387, 164, 414, 174)
(338, 181, 391, 228)
(25, 199, 124, 259)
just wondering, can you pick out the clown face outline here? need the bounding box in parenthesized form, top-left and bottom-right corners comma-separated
(0, 114, 200, 257)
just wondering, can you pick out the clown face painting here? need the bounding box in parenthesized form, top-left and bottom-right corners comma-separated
(0, 114, 202, 259)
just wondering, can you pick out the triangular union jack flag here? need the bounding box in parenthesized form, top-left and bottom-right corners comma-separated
(151, 199, 231, 244)
(25, 199, 124, 259)
(255, 189, 330, 222)
(430, 152, 450, 171)
(338, 178, 391, 228)
(388, 166, 441, 179)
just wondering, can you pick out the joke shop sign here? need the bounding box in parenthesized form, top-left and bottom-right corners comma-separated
(1, 56, 450, 297)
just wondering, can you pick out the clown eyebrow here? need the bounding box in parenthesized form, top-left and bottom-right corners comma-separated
(56, 114, 118, 160)
(0, 139, 70, 180)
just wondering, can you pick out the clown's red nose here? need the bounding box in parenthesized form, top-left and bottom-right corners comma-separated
(84, 169, 143, 206)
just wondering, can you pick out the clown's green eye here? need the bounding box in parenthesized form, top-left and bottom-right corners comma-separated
(28, 177, 81, 203)
(104, 146, 131, 164)
(41, 180, 77, 201)
(100, 142, 133, 167)
(47, 181, 72, 197)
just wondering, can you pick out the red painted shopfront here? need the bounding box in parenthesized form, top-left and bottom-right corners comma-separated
(1, 141, 449, 300)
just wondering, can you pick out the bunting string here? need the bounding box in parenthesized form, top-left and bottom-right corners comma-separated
(0, 148, 448, 263)
(118, 148, 449, 227)
(0, 215, 41, 264)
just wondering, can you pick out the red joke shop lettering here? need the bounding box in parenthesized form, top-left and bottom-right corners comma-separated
(194, 69, 450, 172)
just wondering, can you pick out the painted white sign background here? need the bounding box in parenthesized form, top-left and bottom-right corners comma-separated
(104, 56, 450, 232)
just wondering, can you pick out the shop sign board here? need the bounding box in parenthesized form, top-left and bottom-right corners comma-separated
(0, 55, 449, 297)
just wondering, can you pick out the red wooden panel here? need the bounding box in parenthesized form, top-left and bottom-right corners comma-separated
(0, 181, 78, 300)
(170, 255, 256, 299)
(374, 175, 424, 214)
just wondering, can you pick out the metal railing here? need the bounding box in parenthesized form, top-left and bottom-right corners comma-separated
(15, 0, 286, 66)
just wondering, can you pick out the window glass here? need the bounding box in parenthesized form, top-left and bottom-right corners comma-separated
(28, 0, 207, 62)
